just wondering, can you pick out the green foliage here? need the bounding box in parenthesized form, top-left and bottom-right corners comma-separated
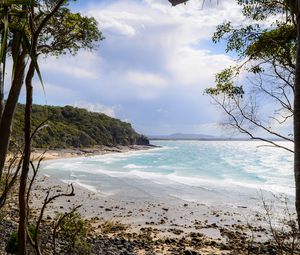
(5, 225, 36, 254)
(0, 0, 36, 89)
(208, 0, 295, 97)
(205, 67, 244, 98)
(39, 6, 104, 56)
(238, 0, 290, 20)
(6, 231, 18, 254)
(11, 104, 149, 149)
(246, 24, 296, 67)
(55, 211, 91, 255)
(213, 22, 262, 57)
(212, 0, 296, 60)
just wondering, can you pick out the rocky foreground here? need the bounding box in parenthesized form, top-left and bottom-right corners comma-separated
(1, 171, 299, 255)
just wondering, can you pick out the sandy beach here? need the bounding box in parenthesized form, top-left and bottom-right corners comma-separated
(2, 144, 297, 255)
(27, 172, 287, 254)
(30, 145, 154, 161)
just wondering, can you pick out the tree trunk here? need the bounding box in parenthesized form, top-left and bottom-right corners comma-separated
(18, 62, 34, 255)
(294, 6, 300, 229)
(0, 51, 26, 186)
(0, 65, 3, 120)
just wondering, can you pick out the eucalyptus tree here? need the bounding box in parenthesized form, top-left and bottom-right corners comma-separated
(167, 0, 300, 226)
(292, 0, 300, 230)
(206, 1, 295, 151)
(205, 0, 300, 226)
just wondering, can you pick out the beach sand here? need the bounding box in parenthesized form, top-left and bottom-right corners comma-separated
(31, 145, 154, 161)
(2, 146, 294, 254)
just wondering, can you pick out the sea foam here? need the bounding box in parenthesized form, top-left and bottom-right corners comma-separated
(42, 140, 295, 203)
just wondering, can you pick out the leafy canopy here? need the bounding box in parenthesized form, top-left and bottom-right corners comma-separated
(207, 0, 296, 97)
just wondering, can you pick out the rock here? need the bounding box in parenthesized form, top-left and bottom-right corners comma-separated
(135, 135, 150, 145)
(185, 250, 200, 255)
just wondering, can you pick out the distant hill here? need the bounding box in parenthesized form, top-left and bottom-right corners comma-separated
(148, 133, 250, 141)
(12, 104, 149, 149)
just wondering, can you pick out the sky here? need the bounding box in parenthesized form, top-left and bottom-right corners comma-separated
(29, 0, 248, 136)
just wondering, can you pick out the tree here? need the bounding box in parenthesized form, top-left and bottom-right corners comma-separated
(205, 0, 300, 225)
(206, 15, 295, 152)
(0, 1, 103, 254)
(19, 2, 102, 254)
(0, 1, 34, 189)
(167, 0, 300, 227)
(293, 0, 300, 231)
(0, 0, 103, 190)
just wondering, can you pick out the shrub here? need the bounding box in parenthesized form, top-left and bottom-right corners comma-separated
(101, 220, 127, 234)
(5, 225, 36, 254)
(54, 211, 91, 255)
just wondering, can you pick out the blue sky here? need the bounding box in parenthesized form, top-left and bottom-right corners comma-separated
(29, 0, 247, 136)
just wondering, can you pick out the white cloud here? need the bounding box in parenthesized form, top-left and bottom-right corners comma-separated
(87, 7, 152, 37)
(41, 51, 101, 79)
(73, 102, 116, 117)
(125, 71, 167, 87)
(83, 0, 243, 90)
(167, 47, 234, 86)
(36, 0, 250, 135)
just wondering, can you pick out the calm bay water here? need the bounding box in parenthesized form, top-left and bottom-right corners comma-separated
(41, 141, 294, 204)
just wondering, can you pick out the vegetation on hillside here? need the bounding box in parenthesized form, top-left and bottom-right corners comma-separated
(12, 104, 149, 149)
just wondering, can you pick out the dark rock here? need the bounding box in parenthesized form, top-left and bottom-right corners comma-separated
(185, 250, 200, 255)
(135, 135, 150, 146)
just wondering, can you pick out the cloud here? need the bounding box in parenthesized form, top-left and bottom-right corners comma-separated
(41, 51, 101, 79)
(125, 71, 167, 87)
(167, 47, 234, 86)
(34, 0, 248, 135)
(89, 8, 153, 37)
(73, 102, 116, 117)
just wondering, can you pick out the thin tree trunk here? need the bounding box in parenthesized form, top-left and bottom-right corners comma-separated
(0, 0, 66, 188)
(18, 61, 34, 255)
(294, 5, 300, 229)
(0, 51, 26, 186)
(0, 65, 3, 120)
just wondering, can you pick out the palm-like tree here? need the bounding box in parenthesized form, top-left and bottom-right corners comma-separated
(0, 0, 35, 118)
(0, 1, 37, 180)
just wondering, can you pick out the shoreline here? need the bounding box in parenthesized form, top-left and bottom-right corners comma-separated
(25, 172, 284, 254)
(2, 143, 297, 254)
(31, 144, 156, 162)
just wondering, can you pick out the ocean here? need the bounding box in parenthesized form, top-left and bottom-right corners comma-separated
(41, 140, 294, 206)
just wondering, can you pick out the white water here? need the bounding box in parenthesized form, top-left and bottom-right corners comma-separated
(41, 141, 294, 205)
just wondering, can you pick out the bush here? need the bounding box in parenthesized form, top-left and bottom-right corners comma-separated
(5, 225, 36, 254)
(54, 211, 91, 255)
(101, 220, 127, 234)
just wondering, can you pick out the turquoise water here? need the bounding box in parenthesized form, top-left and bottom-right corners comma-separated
(41, 141, 294, 202)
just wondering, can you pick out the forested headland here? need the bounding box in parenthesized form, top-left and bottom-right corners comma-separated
(12, 104, 149, 149)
